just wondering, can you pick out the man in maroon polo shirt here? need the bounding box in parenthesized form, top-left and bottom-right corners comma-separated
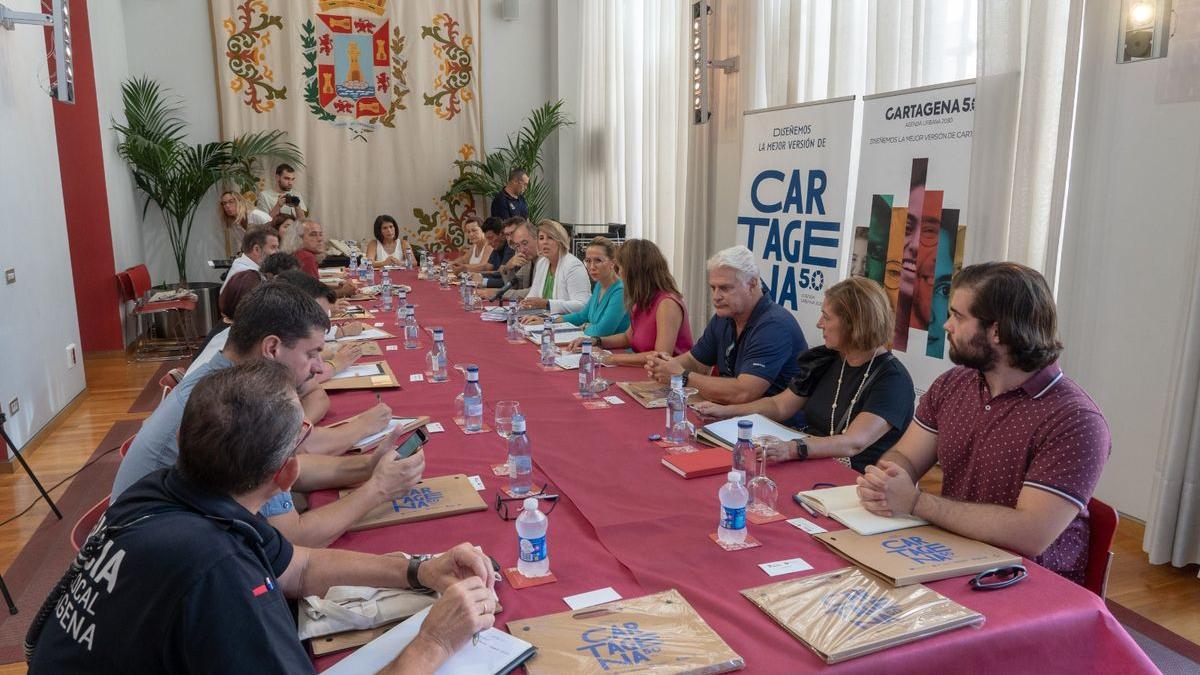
(296, 220, 354, 298)
(857, 262, 1110, 583)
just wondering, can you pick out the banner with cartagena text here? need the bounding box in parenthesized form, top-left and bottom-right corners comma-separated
(736, 96, 857, 337)
(849, 79, 975, 396)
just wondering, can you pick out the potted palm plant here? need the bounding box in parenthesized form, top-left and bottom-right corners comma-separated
(443, 99, 571, 223)
(114, 76, 303, 286)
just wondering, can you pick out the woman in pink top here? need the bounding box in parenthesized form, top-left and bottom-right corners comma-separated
(571, 239, 692, 366)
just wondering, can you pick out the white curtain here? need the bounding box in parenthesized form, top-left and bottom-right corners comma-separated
(964, 0, 1085, 278)
(565, 1, 691, 260)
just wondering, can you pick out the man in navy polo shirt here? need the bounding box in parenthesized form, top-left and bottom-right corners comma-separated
(490, 168, 530, 219)
(28, 361, 498, 673)
(857, 262, 1110, 584)
(646, 245, 807, 425)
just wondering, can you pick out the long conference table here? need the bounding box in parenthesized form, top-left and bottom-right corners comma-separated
(309, 267, 1155, 673)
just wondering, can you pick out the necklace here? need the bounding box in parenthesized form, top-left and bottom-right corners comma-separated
(830, 351, 878, 435)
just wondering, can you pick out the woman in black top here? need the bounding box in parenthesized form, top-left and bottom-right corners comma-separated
(693, 277, 914, 472)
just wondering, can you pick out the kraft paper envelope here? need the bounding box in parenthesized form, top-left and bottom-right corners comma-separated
(506, 589, 743, 675)
(741, 566, 984, 664)
(324, 360, 401, 391)
(618, 381, 707, 409)
(814, 525, 1021, 586)
(341, 474, 487, 532)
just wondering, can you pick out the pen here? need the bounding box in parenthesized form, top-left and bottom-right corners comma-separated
(793, 494, 818, 517)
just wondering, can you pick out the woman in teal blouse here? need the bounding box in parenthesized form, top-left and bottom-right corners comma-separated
(561, 237, 630, 337)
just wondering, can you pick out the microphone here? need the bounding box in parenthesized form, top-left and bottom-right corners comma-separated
(493, 280, 515, 304)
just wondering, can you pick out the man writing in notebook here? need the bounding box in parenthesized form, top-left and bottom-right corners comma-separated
(29, 361, 495, 673)
(856, 262, 1110, 583)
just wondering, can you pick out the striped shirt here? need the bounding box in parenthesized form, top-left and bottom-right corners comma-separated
(915, 362, 1110, 583)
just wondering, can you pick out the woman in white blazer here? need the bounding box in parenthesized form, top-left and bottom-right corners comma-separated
(520, 219, 592, 316)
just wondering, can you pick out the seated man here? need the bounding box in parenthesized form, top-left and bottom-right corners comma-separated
(261, 251, 301, 279)
(112, 283, 411, 548)
(221, 226, 279, 292)
(454, 216, 511, 273)
(478, 218, 537, 302)
(296, 219, 355, 297)
(856, 262, 1110, 584)
(645, 245, 807, 424)
(29, 361, 496, 673)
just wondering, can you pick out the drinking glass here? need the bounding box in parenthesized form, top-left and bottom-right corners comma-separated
(748, 437, 781, 515)
(495, 400, 520, 439)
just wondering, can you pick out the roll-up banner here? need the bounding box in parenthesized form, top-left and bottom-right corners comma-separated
(849, 79, 975, 395)
(736, 96, 858, 335)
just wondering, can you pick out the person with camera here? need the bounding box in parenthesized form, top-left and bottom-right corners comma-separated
(259, 163, 309, 219)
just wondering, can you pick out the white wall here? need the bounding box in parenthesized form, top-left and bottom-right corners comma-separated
(1056, 1, 1200, 520)
(0, 0, 87, 450)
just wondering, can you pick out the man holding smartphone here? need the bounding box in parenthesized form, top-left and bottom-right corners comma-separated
(259, 162, 309, 219)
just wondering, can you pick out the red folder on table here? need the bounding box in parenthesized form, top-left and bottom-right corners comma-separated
(661, 447, 732, 479)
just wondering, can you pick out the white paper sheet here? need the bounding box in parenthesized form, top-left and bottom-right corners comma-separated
(353, 417, 419, 449)
(331, 362, 385, 380)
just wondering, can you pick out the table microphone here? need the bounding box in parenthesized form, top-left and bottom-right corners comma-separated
(493, 280, 514, 304)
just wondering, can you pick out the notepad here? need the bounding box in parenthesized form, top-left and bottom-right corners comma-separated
(697, 414, 808, 449)
(332, 362, 385, 380)
(323, 606, 535, 675)
(553, 353, 582, 369)
(525, 330, 584, 346)
(333, 328, 394, 342)
(352, 417, 420, 450)
(794, 485, 927, 536)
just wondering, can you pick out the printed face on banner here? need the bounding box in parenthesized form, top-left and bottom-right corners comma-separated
(850, 82, 975, 395)
(735, 100, 857, 333)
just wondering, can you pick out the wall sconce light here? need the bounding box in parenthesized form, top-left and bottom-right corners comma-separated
(0, 0, 74, 103)
(1117, 0, 1173, 63)
(692, 1, 738, 125)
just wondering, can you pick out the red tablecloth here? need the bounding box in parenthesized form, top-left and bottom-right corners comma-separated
(311, 270, 1155, 674)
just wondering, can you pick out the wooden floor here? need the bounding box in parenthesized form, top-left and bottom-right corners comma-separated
(0, 353, 1196, 673)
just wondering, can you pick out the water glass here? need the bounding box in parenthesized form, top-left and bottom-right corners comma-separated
(495, 400, 520, 439)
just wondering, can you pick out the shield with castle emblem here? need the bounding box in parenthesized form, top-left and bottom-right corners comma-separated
(302, 0, 408, 138)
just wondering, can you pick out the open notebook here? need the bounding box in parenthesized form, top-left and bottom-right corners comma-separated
(324, 605, 534, 675)
(697, 414, 808, 449)
(795, 485, 926, 536)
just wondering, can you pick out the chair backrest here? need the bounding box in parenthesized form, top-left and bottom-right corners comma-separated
(70, 497, 110, 553)
(159, 367, 186, 400)
(126, 264, 154, 299)
(118, 434, 136, 458)
(116, 270, 136, 304)
(1084, 497, 1119, 597)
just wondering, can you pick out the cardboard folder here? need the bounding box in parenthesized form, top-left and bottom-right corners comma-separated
(341, 474, 488, 532)
(741, 566, 984, 664)
(814, 525, 1022, 586)
(323, 360, 401, 390)
(506, 589, 743, 675)
(617, 381, 706, 409)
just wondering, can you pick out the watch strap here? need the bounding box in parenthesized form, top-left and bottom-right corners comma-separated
(407, 555, 432, 591)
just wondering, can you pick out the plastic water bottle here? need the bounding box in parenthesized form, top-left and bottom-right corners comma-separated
(382, 266, 392, 293)
(349, 251, 359, 275)
(516, 497, 549, 577)
(396, 288, 407, 308)
(381, 269, 393, 311)
(539, 318, 556, 367)
(732, 419, 756, 479)
(403, 304, 419, 349)
(463, 365, 483, 432)
(665, 375, 687, 440)
(506, 301, 520, 341)
(358, 257, 369, 284)
(429, 328, 448, 382)
(438, 263, 450, 290)
(718, 471, 749, 545)
(459, 273, 470, 305)
(406, 247, 416, 271)
(507, 414, 532, 495)
(578, 338, 596, 398)
(464, 280, 477, 310)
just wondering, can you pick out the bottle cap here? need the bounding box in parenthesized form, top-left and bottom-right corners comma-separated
(738, 420, 752, 428)
(523, 497, 539, 512)
(727, 470, 744, 483)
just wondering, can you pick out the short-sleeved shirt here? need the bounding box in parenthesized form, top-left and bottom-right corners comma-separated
(487, 242, 515, 271)
(795, 351, 914, 472)
(691, 294, 808, 424)
(29, 468, 310, 674)
(111, 353, 296, 519)
(258, 187, 307, 218)
(914, 363, 1110, 583)
(490, 189, 528, 219)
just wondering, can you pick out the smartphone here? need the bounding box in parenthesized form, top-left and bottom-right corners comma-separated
(394, 427, 429, 459)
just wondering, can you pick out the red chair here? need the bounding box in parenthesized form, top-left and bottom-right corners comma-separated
(70, 498, 110, 553)
(117, 265, 199, 361)
(159, 367, 186, 401)
(118, 434, 136, 459)
(1084, 497, 1119, 598)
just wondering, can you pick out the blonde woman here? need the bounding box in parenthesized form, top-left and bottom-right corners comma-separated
(518, 219, 591, 317)
(693, 277, 915, 473)
(218, 191, 271, 256)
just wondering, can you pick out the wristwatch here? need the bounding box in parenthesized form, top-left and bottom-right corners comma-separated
(793, 438, 809, 461)
(407, 553, 434, 592)
(679, 370, 690, 387)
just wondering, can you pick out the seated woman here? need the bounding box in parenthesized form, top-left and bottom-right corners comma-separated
(573, 239, 692, 366)
(450, 217, 493, 273)
(518, 219, 591, 317)
(560, 237, 629, 338)
(218, 191, 271, 257)
(692, 277, 914, 473)
(365, 214, 405, 267)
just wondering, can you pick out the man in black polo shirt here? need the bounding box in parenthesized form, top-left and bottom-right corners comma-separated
(28, 361, 498, 673)
(490, 168, 530, 219)
(647, 245, 807, 425)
